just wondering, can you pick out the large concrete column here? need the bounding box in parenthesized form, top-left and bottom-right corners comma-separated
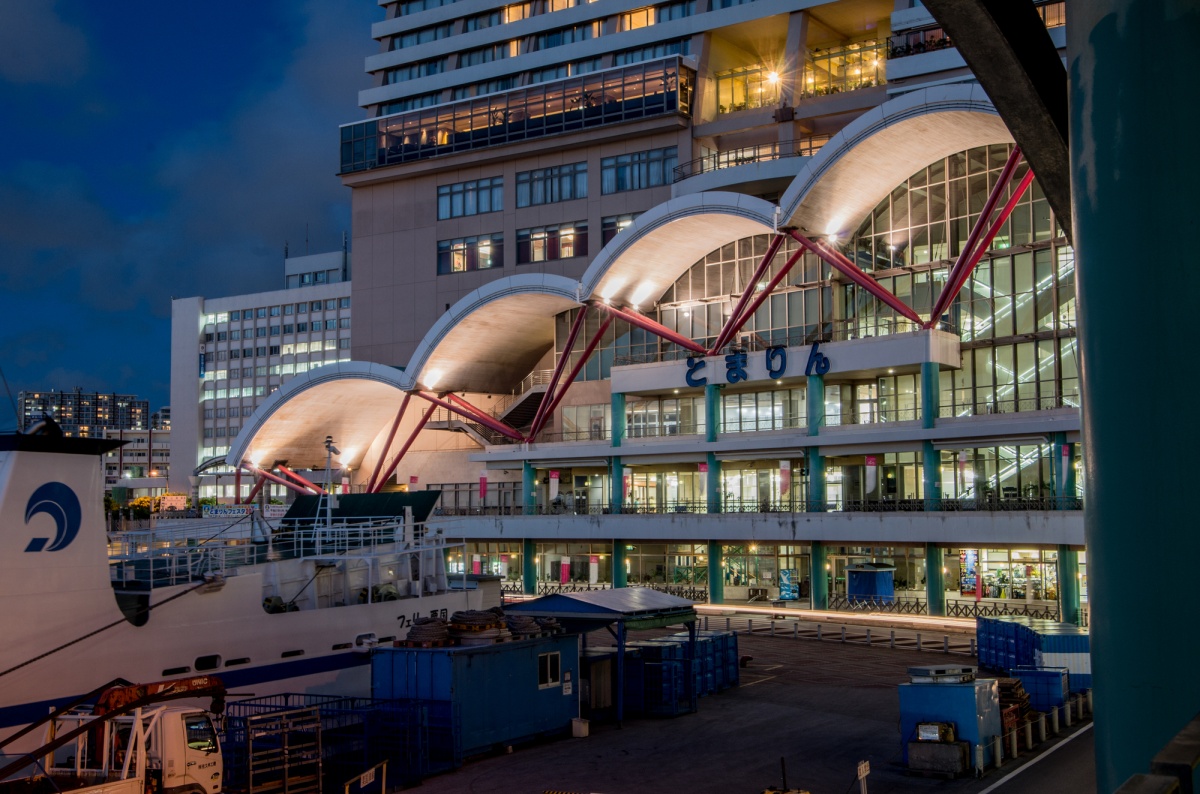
(705, 383, 722, 514)
(522, 461, 537, 515)
(705, 452, 721, 514)
(707, 541, 724, 604)
(1052, 432, 1076, 508)
(809, 541, 827, 610)
(1069, 4, 1200, 788)
(522, 537, 536, 595)
(611, 391, 626, 448)
(806, 374, 825, 512)
(610, 456, 623, 512)
(925, 543, 946, 617)
(921, 362, 942, 511)
(1057, 545, 1080, 626)
(612, 540, 627, 588)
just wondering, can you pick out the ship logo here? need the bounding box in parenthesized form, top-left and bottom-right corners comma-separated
(24, 482, 82, 552)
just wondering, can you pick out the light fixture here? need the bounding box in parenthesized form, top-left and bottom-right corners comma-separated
(888, 368, 895, 374)
(767, 71, 780, 84)
(673, 389, 680, 394)
(424, 369, 444, 389)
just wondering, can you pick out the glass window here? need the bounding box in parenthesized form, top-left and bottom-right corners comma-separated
(601, 146, 678, 194)
(516, 162, 587, 207)
(437, 233, 505, 274)
(517, 221, 588, 264)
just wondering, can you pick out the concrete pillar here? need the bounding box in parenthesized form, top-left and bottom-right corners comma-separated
(611, 391, 626, 448)
(522, 460, 537, 515)
(610, 455, 623, 512)
(522, 537, 536, 595)
(926, 543, 946, 617)
(809, 541, 827, 610)
(806, 448, 825, 512)
(807, 374, 824, 436)
(706, 452, 722, 514)
(1057, 545, 1080, 625)
(921, 362, 942, 511)
(704, 383, 721, 442)
(707, 541, 724, 604)
(1068, 5, 1200, 788)
(612, 540, 627, 588)
(1052, 432, 1076, 508)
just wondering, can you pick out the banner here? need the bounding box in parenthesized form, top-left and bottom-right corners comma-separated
(479, 471, 488, 501)
(623, 467, 632, 499)
(341, 476, 349, 494)
(698, 462, 708, 498)
(780, 460, 791, 494)
(865, 454, 878, 494)
(549, 470, 560, 501)
(589, 555, 599, 585)
(560, 556, 571, 584)
(472, 554, 482, 575)
(499, 553, 509, 578)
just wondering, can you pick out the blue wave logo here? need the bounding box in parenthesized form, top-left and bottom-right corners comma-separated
(24, 482, 82, 552)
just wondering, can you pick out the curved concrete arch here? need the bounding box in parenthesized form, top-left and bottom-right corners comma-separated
(403, 272, 581, 393)
(579, 191, 777, 307)
(778, 84, 1012, 238)
(225, 361, 410, 473)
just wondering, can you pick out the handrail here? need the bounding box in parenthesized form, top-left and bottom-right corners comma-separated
(426, 497, 1083, 517)
(673, 135, 831, 182)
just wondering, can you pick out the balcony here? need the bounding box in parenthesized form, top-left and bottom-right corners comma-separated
(672, 135, 831, 182)
(340, 57, 694, 173)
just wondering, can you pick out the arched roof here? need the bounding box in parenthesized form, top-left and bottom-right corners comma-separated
(225, 361, 409, 472)
(779, 83, 1011, 237)
(579, 192, 777, 307)
(402, 273, 580, 393)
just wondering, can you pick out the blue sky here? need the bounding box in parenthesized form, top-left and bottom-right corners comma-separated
(0, 1, 380, 428)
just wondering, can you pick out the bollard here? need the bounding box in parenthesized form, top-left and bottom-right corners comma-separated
(726, 617, 731, 631)
(1076, 695, 1084, 721)
(943, 636, 949, 654)
(1050, 706, 1060, 734)
(704, 616, 709, 630)
(841, 626, 846, 643)
(1024, 720, 1034, 750)
(971, 637, 976, 656)
(793, 623, 798, 640)
(890, 630, 895, 649)
(1086, 689, 1094, 715)
(770, 620, 776, 637)
(866, 628, 871, 646)
(1008, 728, 1019, 760)
(1038, 713, 1047, 744)
(975, 744, 984, 776)
(994, 735, 1004, 768)
(917, 633, 922, 652)
(749, 619, 754, 634)
(817, 624, 822, 641)
(1064, 701, 1073, 728)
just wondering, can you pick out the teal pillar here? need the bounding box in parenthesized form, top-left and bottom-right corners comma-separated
(809, 541, 828, 610)
(1052, 432, 1077, 508)
(522, 460, 537, 515)
(806, 374, 824, 436)
(925, 543, 946, 617)
(522, 538, 536, 595)
(921, 362, 941, 511)
(707, 541, 724, 604)
(1058, 546, 1080, 626)
(610, 455, 623, 512)
(611, 392, 626, 448)
(705, 452, 721, 514)
(1069, 6, 1200, 787)
(704, 383, 721, 442)
(612, 541, 627, 588)
(806, 448, 825, 512)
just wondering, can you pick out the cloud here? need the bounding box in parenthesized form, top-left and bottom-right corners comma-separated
(0, 2, 88, 86)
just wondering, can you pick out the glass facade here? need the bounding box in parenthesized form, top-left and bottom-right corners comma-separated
(341, 57, 694, 173)
(801, 41, 887, 98)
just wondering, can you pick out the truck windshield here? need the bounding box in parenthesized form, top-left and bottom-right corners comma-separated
(184, 714, 218, 752)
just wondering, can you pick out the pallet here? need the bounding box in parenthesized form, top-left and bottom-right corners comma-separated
(450, 622, 502, 632)
(397, 638, 452, 648)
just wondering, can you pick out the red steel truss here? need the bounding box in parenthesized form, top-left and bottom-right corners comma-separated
(370, 401, 439, 493)
(528, 314, 615, 440)
(366, 393, 411, 493)
(709, 232, 787, 353)
(788, 230, 924, 324)
(528, 304, 590, 438)
(708, 246, 807, 354)
(274, 464, 324, 495)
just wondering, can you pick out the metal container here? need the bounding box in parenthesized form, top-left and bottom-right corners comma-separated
(899, 679, 1001, 769)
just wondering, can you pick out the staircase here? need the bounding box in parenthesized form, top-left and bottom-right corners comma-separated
(493, 369, 554, 430)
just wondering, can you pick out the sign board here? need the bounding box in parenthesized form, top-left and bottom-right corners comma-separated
(202, 505, 254, 518)
(160, 494, 187, 512)
(359, 768, 375, 788)
(263, 504, 287, 519)
(778, 569, 798, 601)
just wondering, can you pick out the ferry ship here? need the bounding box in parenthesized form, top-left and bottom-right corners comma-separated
(0, 422, 486, 741)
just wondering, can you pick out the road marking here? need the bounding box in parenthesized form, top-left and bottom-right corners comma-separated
(740, 675, 779, 687)
(976, 723, 1093, 793)
(762, 664, 784, 671)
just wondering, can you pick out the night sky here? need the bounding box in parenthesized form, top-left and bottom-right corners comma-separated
(0, 1, 381, 429)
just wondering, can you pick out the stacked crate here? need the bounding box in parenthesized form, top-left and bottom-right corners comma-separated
(976, 616, 1090, 692)
(1009, 667, 1069, 713)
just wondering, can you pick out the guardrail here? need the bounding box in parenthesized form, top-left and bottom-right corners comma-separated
(430, 497, 1083, 517)
(673, 135, 831, 182)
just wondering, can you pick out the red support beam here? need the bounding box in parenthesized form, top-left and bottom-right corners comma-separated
(528, 315, 614, 440)
(413, 392, 526, 442)
(925, 168, 1037, 329)
(371, 401, 438, 493)
(597, 303, 707, 355)
(241, 465, 314, 498)
(366, 394, 411, 493)
(275, 464, 324, 495)
(241, 472, 267, 505)
(444, 392, 527, 441)
(929, 145, 1024, 322)
(788, 231, 924, 324)
(528, 304, 590, 437)
(234, 469, 241, 503)
(708, 246, 806, 355)
(710, 233, 786, 353)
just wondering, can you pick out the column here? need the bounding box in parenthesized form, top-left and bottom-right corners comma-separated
(1057, 545, 1080, 626)
(921, 362, 942, 511)
(806, 374, 825, 512)
(707, 541, 724, 605)
(809, 541, 827, 610)
(522, 538, 536, 596)
(610, 455, 623, 512)
(611, 391, 626, 448)
(522, 460, 537, 515)
(706, 452, 722, 514)
(925, 543, 946, 617)
(612, 541, 627, 588)
(1069, 5, 1200, 788)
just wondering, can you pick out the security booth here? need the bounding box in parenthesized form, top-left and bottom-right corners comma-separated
(506, 588, 698, 726)
(846, 561, 896, 605)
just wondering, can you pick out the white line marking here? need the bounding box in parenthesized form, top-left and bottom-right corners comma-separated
(976, 723, 1093, 793)
(740, 675, 779, 687)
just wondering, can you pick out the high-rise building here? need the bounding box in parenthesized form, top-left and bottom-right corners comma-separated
(169, 249, 352, 499)
(18, 388, 149, 438)
(234, 1, 1085, 623)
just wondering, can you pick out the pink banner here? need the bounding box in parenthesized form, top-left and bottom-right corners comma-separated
(472, 555, 482, 575)
(780, 460, 791, 494)
(590, 555, 599, 564)
(698, 463, 708, 473)
(865, 455, 878, 466)
(560, 556, 571, 584)
(409, 475, 419, 486)
(479, 471, 487, 501)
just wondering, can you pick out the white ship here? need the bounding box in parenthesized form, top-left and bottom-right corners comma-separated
(0, 422, 485, 742)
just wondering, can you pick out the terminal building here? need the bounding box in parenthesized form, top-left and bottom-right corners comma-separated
(223, 0, 1084, 621)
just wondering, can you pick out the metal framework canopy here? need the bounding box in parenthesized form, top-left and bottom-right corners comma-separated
(225, 361, 412, 474)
